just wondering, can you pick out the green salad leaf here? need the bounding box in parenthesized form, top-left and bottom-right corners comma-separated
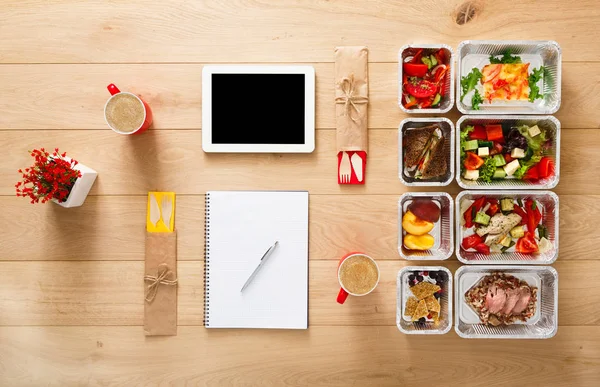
(528, 66, 547, 102)
(514, 155, 542, 179)
(460, 68, 483, 102)
(460, 125, 475, 159)
(479, 157, 497, 183)
(489, 50, 522, 64)
(517, 125, 547, 152)
(472, 89, 484, 110)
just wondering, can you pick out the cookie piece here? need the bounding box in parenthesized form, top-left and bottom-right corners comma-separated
(410, 281, 441, 300)
(425, 295, 441, 313)
(411, 299, 429, 321)
(404, 296, 419, 317)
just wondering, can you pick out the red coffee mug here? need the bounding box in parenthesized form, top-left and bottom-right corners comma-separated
(337, 252, 380, 304)
(104, 83, 153, 135)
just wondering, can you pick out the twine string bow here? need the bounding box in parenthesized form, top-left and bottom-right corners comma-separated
(335, 74, 369, 122)
(144, 263, 178, 303)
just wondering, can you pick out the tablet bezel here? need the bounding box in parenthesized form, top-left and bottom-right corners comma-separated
(202, 65, 315, 153)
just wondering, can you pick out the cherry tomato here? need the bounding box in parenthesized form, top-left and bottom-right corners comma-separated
(474, 243, 491, 255)
(516, 232, 538, 254)
(403, 63, 428, 77)
(469, 125, 487, 141)
(405, 79, 438, 99)
(462, 234, 483, 250)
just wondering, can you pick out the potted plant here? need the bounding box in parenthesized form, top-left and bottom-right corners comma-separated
(15, 148, 97, 208)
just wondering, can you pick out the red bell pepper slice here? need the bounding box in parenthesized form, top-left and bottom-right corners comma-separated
(464, 196, 486, 228)
(523, 164, 539, 180)
(412, 49, 424, 64)
(487, 203, 499, 217)
(516, 232, 538, 254)
(464, 152, 484, 170)
(469, 125, 487, 141)
(462, 234, 483, 250)
(474, 243, 491, 255)
(538, 157, 553, 179)
(513, 205, 528, 225)
(485, 124, 504, 143)
(403, 63, 428, 78)
(504, 153, 514, 164)
(525, 199, 542, 233)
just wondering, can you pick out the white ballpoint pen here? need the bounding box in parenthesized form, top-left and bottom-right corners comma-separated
(240, 241, 279, 292)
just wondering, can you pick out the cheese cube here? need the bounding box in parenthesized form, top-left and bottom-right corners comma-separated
(503, 159, 520, 176)
(511, 147, 526, 159)
(478, 147, 489, 157)
(528, 125, 541, 137)
(464, 169, 479, 180)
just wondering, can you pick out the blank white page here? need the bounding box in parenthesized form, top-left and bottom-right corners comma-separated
(205, 191, 309, 329)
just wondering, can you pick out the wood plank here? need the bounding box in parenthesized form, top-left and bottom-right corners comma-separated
(1, 194, 595, 262)
(2, 129, 599, 196)
(1, 63, 598, 130)
(0, 260, 596, 327)
(1, 325, 599, 387)
(1, 1, 599, 63)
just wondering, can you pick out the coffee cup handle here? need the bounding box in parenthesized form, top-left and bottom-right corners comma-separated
(107, 84, 120, 96)
(337, 288, 349, 304)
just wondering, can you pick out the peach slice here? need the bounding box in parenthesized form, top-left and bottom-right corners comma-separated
(404, 234, 435, 250)
(402, 211, 434, 236)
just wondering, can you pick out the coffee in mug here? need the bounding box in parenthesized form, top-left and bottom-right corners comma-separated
(105, 93, 145, 133)
(337, 253, 380, 304)
(104, 84, 153, 135)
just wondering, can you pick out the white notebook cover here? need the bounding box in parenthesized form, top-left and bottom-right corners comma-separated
(205, 191, 309, 329)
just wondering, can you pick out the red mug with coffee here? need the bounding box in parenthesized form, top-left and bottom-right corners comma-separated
(104, 84, 153, 135)
(337, 252, 380, 304)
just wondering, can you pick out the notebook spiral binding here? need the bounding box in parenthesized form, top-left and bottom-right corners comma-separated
(204, 193, 210, 327)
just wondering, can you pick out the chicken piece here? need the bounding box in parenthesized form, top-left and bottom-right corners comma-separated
(485, 284, 507, 314)
(476, 213, 522, 237)
(485, 233, 505, 246)
(501, 288, 520, 315)
(511, 286, 532, 314)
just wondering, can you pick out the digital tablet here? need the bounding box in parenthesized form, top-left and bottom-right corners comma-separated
(202, 65, 315, 153)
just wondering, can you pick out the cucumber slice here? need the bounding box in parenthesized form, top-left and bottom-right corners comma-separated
(493, 168, 507, 179)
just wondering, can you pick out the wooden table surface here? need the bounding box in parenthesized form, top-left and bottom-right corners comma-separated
(1, 1, 600, 386)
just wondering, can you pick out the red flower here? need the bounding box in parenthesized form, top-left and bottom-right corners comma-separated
(15, 148, 81, 204)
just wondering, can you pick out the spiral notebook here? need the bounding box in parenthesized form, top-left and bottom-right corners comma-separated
(204, 191, 309, 329)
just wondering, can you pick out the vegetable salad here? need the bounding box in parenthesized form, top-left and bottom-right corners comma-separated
(401, 48, 450, 110)
(460, 122, 555, 183)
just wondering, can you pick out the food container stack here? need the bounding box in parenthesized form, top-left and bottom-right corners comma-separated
(453, 41, 561, 339)
(397, 40, 561, 339)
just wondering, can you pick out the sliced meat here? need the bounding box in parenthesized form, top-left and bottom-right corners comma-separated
(501, 288, 520, 315)
(511, 286, 532, 314)
(476, 213, 522, 237)
(485, 284, 507, 314)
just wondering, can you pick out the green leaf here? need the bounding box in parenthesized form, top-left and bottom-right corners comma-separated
(528, 66, 546, 102)
(489, 50, 522, 64)
(460, 68, 483, 102)
(479, 157, 497, 183)
(472, 89, 484, 110)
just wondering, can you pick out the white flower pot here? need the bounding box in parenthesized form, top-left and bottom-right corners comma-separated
(51, 157, 98, 208)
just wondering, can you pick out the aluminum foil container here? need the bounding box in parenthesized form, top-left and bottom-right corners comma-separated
(399, 117, 455, 187)
(454, 266, 558, 339)
(456, 115, 560, 189)
(456, 40, 561, 115)
(399, 192, 454, 260)
(398, 44, 455, 114)
(397, 266, 453, 334)
(456, 191, 559, 265)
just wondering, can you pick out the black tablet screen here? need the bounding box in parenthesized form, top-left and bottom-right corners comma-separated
(211, 74, 306, 144)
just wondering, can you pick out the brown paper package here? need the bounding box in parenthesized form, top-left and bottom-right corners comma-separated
(335, 46, 369, 153)
(144, 231, 177, 336)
